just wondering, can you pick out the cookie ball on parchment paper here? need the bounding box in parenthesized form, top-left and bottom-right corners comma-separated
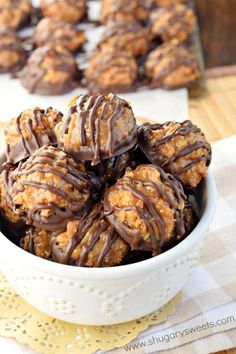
(19, 45, 79, 95)
(85, 47, 138, 94)
(40, 0, 86, 23)
(0, 30, 26, 73)
(34, 17, 86, 53)
(145, 43, 200, 89)
(150, 4, 195, 44)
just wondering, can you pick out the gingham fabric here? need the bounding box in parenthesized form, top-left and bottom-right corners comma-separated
(106, 135, 236, 354)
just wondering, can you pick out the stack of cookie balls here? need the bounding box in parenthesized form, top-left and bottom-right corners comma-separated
(0, 0, 201, 95)
(86, 0, 200, 93)
(0, 93, 212, 267)
(0, 0, 86, 95)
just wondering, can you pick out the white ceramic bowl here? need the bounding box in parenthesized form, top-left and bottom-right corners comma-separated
(0, 152, 217, 325)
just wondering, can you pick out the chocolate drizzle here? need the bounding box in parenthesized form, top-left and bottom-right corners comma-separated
(50, 203, 122, 267)
(6, 107, 63, 164)
(7, 146, 99, 231)
(104, 164, 186, 255)
(138, 120, 212, 182)
(59, 94, 137, 166)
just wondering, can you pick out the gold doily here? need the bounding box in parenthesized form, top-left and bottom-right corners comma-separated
(0, 272, 181, 354)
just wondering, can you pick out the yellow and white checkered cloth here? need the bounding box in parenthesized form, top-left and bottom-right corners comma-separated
(107, 135, 236, 354)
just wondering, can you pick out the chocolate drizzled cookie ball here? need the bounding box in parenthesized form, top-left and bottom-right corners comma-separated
(104, 164, 186, 255)
(138, 120, 212, 188)
(19, 45, 79, 95)
(150, 4, 195, 44)
(56, 93, 138, 165)
(86, 48, 138, 94)
(9, 146, 100, 231)
(22, 203, 129, 267)
(0, 30, 26, 73)
(183, 199, 197, 235)
(145, 43, 200, 89)
(99, 21, 149, 57)
(101, 0, 150, 24)
(21, 228, 51, 259)
(40, 0, 86, 23)
(34, 18, 86, 53)
(0, 168, 20, 224)
(6, 107, 63, 165)
(0, 0, 32, 30)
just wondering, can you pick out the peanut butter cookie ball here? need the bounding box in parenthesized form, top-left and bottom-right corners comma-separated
(0, 30, 26, 73)
(138, 120, 212, 188)
(145, 43, 200, 89)
(104, 164, 186, 255)
(19, 45, 79, 95)
(150, 4, 195, 44)
(56, 93, 138, 165)
(5, 107, 63, 164)
(9, 146, 100, 231)
(0, 0, 32, 30)
(22, 203, 129, 267)
(99, 21, 149, 57)
(86, 47, 138, 94)
(40, 0, 86, 23)
(101, 0, 150, 24)
(34, 18, 86, 53)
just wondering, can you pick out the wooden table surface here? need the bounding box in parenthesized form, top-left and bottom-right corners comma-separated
(0, 75, 235, 354)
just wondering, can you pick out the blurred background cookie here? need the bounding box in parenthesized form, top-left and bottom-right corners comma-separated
(86, 47, 138, 94)
(101, 0, 150, 24)
(145, 43, 200, 89)
(99, 20, 149, 57)
(0, 30, 26, 73)
(40, 0, 86, 23)
(0, 0, 32, 30)
(150, 4, 195, 44)
(19, 45, 79, 95)
(34, 18, 86, 53)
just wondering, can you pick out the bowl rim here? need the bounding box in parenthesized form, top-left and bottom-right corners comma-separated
(0, 151, 217, 280)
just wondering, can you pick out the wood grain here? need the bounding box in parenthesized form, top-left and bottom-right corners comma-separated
(189, 75, 236, 142)
(0, 76, 236, 354)
(195, 0, 236, 68)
